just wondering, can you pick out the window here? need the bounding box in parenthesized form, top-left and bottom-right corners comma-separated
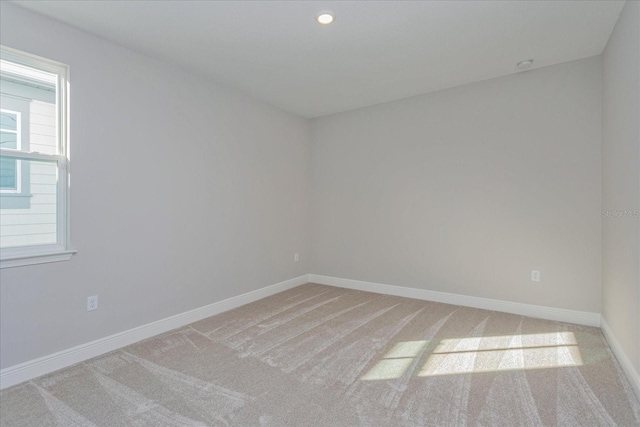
(0, 46, 75, 268)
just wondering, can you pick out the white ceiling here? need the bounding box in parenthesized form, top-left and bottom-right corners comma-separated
(13, 0, 625, 118)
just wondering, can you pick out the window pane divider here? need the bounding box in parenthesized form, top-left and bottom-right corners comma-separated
(0, 149, 64, 163)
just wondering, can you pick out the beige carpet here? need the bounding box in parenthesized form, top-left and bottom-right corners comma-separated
(1, 283, 639, 426)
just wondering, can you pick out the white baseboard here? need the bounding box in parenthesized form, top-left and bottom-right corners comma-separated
(0, 273, 607, 390)
(600, 317, 640, 401)
(0, 274, 309, 390)
(309, 274, 601, 327)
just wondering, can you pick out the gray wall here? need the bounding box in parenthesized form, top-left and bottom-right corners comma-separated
(602, 0, 640, 375)
(0, 3, 311, 369)
(311, 57, 603, 313)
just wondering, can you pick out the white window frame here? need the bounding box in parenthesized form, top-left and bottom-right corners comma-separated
(0, 46, 76, 268)
(0, 108, 23, 193)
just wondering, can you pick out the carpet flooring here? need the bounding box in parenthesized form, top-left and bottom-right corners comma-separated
(1, 283, 639, 426)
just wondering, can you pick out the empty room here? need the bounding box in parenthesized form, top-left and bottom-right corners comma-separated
(0, 0, 639, 425)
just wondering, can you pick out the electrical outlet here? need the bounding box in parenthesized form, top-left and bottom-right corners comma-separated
(294, 253, 299, 262)
(87, 295, 98, 311)
(531, 270, 541, 282)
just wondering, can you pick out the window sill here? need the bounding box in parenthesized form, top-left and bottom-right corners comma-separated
(0, 249, 77, 269)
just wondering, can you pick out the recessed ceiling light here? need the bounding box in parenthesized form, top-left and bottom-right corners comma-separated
(317, 11, 334, 25)
(517, 59, 534, 70)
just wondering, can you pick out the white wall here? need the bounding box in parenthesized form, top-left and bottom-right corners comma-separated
(311, 57, 602, 313)
(602, 0, 640, 376)
(0, 3, 311, 369)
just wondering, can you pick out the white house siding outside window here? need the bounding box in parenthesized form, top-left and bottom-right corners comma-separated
(0, 46, 75, 268)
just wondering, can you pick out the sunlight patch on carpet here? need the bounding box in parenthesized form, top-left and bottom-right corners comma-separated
(419, 331, 583, 376)
(361, 332, 583, 380)
(361, 340, 429, 380)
